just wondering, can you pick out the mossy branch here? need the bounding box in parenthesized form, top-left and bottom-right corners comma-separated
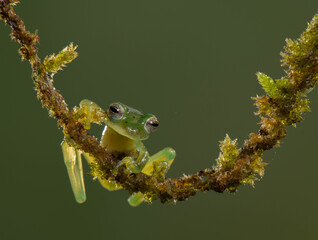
(1, 1, 318, 204)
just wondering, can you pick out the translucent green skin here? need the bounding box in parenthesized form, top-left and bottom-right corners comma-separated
(107, 103, 154, 141)
(61, 100, 176, 206)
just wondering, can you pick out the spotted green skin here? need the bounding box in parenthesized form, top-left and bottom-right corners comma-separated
(61, 100, 176, 206)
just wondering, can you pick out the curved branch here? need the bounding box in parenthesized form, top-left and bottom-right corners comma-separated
(1, 0, 317, 204)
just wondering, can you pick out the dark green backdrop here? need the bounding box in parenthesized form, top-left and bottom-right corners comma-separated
(1, 1, 318, 239)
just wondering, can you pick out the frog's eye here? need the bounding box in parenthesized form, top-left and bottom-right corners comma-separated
(145, 116, 159, 133)
(108, 103, 125, 120)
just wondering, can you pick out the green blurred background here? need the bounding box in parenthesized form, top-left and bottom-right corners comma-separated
(1, 1, 318, 239)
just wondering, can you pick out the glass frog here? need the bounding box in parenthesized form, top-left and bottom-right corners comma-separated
(61, 100, 176, 206)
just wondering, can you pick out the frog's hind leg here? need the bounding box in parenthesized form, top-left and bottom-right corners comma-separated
(141, 147, 176, 178)
(61, 140, 86, 203)
(60, 99, 107, 203)
(82, 152, 122, 191)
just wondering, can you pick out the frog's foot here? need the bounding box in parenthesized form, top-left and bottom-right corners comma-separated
(141, 147, 176, 178)
(128, 192, 144, 207)
(99, 178, 122, 191)
(61, 140, 86, 203)
(125, 148, 175, 207)
(82, 152, 122, 191)
(73, 99, 106, 130)
(113, 156, 142, 175)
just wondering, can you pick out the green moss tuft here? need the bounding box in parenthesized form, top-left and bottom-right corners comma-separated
(43, 43, 78, 74)
(257, 72, 293, 99)
(282, 15, 318, 90)
(216, 134, 239, 170)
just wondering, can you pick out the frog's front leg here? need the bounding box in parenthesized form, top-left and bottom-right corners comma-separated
(61, 140, 86, 203)
(73, 99, 107, 130)
(114, 140, 149, 174)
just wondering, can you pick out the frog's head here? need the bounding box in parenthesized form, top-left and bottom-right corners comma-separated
(105, 102, 159, 141)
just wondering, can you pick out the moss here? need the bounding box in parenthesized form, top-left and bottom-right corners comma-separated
(215, 134, 239, 171)
(282, 15, 318, 90)
(257, 73, 293, 99)
(254, 96, 310, 126)
(43, 43, 78, 74)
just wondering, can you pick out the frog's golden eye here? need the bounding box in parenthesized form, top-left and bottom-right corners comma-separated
(145, 116, 159, 133)
(108, 103, 124, 120)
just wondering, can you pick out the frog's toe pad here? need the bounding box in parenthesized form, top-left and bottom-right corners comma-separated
(128, 192, 144, 207)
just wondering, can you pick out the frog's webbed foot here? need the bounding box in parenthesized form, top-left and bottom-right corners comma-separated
(72, 99, 106, 130)
(111, 156, 145, 207)
(61, 140, 86, 203)
(82, 152, 122, 191)
(142, 147, 176, 179)
(128, 192, 144, 207)
(125, 148, 176, 207)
